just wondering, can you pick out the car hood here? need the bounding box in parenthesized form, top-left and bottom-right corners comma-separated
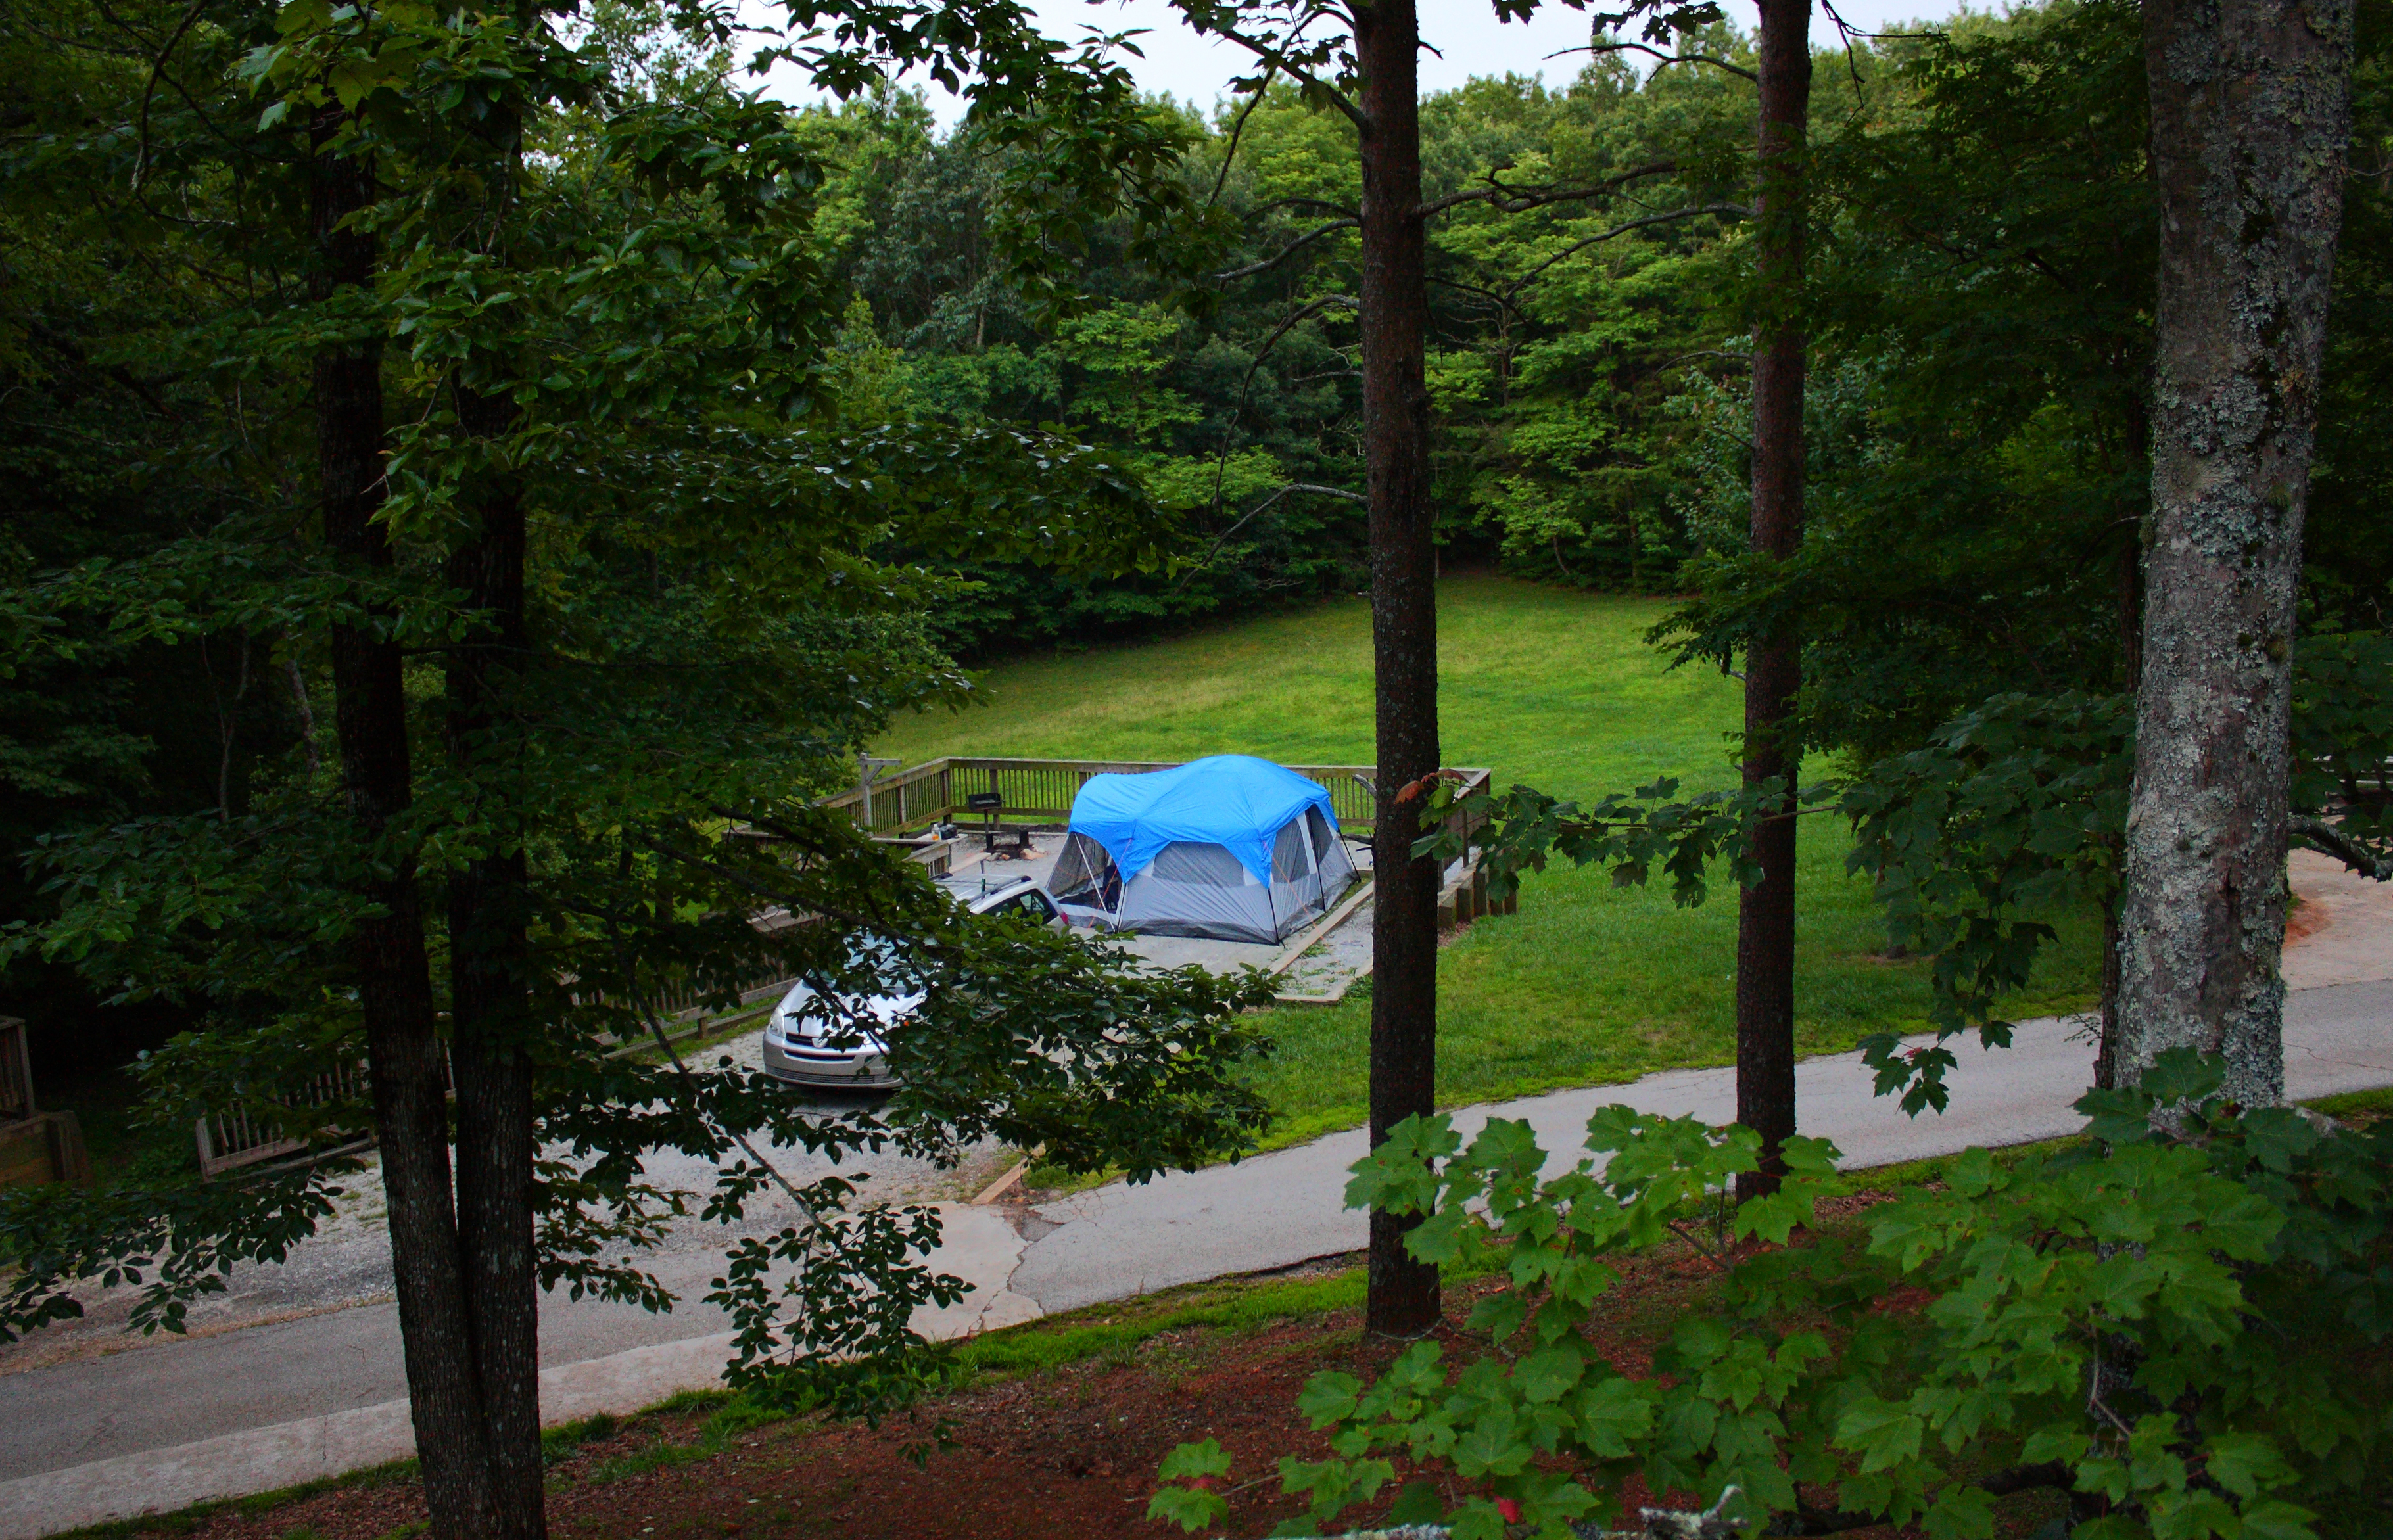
(785, 989, 922, 1044)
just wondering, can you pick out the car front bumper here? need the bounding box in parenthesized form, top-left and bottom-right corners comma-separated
(761, 1032, 895, 1088)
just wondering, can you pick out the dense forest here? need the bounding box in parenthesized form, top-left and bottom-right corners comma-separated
(7, 0, 2387, 1073)
(786, 3, 2388, 674)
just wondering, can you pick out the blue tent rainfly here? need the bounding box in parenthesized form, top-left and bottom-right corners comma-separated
(1070, 755, 1335, 881)
(1049, 755, 1360, 945)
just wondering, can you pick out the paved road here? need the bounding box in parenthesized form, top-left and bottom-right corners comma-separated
(1012, 979, 2393, 1313)
(7, 980, 2388, 1489)
(2, 847, 2384, 1540)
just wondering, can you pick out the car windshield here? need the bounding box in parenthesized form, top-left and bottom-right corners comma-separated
(810, 936, 919, 998)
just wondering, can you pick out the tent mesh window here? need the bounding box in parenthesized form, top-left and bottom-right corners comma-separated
(1272, 818, 1310, 881)
(1051, 832, 1119, 908)
(1306, 806, 1335, 861)
(1149, 841, 1250, 886)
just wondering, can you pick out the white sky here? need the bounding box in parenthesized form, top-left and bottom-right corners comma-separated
(732, 0, 1963, 126)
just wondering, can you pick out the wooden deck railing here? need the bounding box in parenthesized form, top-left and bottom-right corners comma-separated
(193, 965, 799, 1178)
(820, 757, 1493, 841)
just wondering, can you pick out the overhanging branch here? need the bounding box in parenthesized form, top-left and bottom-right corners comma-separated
(2290, 814, 2393, 881)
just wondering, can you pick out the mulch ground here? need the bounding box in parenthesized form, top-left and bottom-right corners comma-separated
(82, 1210, 1961, 1540)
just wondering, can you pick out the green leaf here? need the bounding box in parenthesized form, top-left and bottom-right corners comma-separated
(1157, 1438, 1232, 1482)
(1453, 1409, 1532, 1479)
(1295, 1371, 1362, 1428)
(2234, 1499, 2321, 1540)
(2201, 1434, 2292, 1501)
(1571, 1376, 1654, 1457)
(1513, 1344, 1585, 1404)
(1672, 1316, 1733, 1367)
(1145, 1484, 1228, 1532)
(2020, 1425, 2091, 1467)
(1837, 1398, 1925, 1473)
(1945, 1146, 2000, 1197)
(2141, 1046, 2227, 1109)
(2237, 1108, 2320, 1173)
(1385, 1480, 1446, 1525)
(1919, 1484, 1995, 1540)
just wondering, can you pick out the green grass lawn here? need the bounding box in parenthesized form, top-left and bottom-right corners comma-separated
(881, 574, 2100, 1145)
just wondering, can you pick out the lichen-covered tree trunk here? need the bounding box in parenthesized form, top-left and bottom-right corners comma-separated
(2115, 0, 2355, 1102)
(1356, 0, 1442, 1336)
(1733, 0, 1810, 1200)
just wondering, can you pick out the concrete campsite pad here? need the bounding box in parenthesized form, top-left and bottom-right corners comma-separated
(941, 835, 1376, 997)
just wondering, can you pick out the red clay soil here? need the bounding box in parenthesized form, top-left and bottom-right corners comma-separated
(78, 1228, 1949, 1540)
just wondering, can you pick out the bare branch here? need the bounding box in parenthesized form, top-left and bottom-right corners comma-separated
(1215, 218, 1360, 282)
(1187, 293, 1361, 563)
(1207, 66, 1279, 211)
(1818, 0, 1870, 92)
(1177, 482, 1364, 591)
(1271, 481, 1365, 503)
(1503, 204, 1748, 298)
(1198, 21, 1367, 133)
(1426, 273, 1523, 319)
(133, 0, 209, 188)
(2290, 814, 2393, 881)
(1418, 158, 1679, 220)
(1252, 195, 1362, 219)
(1548, 39, 1757, 83)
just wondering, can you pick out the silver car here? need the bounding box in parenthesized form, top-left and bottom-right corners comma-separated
(759, 975, 910, 1089)
(759, 879, 1062, 1089)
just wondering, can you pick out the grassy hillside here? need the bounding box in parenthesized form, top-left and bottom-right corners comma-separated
(880, 574, 2100, 1144)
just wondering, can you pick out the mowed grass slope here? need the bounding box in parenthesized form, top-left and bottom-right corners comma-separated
(878, 574, 2100, 1144)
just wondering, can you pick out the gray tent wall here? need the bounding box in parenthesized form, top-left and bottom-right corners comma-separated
(1052, 805, 1354, 945)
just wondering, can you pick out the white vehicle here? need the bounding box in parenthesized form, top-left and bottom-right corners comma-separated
(759, 878, 1062, 1089)
(944, 873, 1066, 931)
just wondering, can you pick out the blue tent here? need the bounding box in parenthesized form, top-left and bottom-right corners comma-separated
(1050, 755, 1358, 945)
(1071, 755, 1334, 881)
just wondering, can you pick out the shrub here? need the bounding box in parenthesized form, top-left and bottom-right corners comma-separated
(1152, 1050, 2393, 1539)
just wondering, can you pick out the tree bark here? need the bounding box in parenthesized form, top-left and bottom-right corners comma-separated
(2096, 528, 2145, 1092)
(1356, 0, 1441, 1336)
(2115, 0, 2355, 1104)
(1734, 0, 1811, 1202)
(309, 108, 498, 1538)
(443, 379, 546, 1539)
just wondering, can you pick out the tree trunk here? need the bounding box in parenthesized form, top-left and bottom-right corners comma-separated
(444, 381, 546, 1540)
(1356, 0, 1440, 1337)
(1734, 0, 1811, 1202)
(309, 108, 499, 1538)
(2114, 0, 2355, 1104)
(2095, 530, 2144, 1092)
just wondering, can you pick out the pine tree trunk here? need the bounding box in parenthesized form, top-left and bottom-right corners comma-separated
(1356, 0, 1441, 1337)
(2115, 0, 2355, 1103)
(308, 109, 500, 1538)
(1734, 0, 1811, 1202)
(444, 383, 547, 1540)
